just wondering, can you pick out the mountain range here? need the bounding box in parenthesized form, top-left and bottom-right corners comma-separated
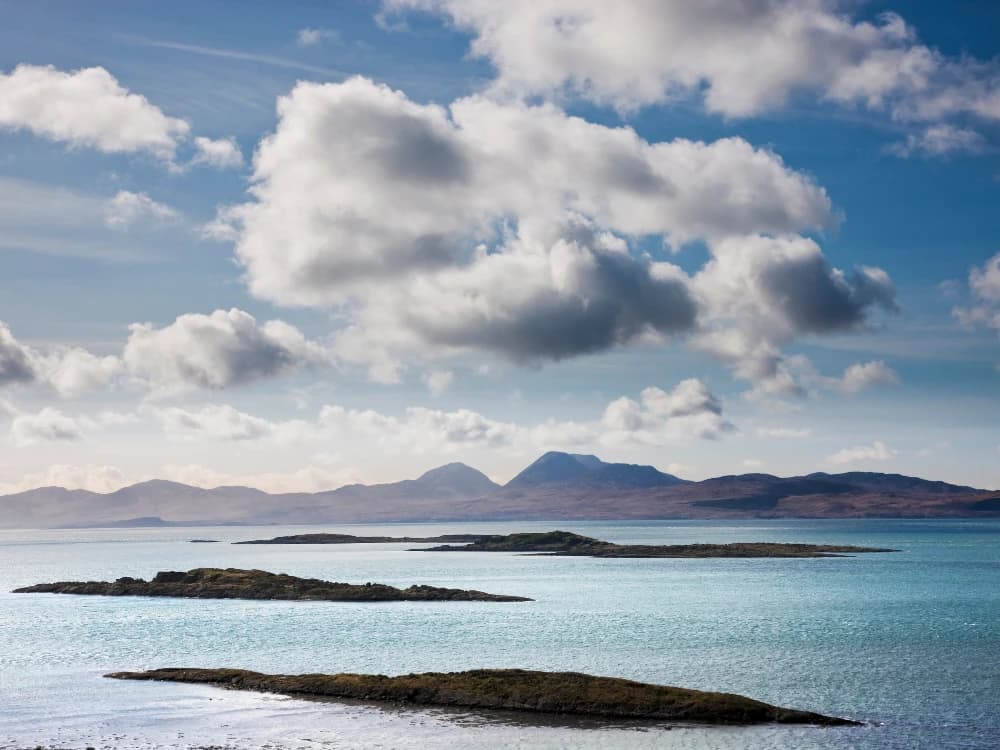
(2, 452, 997, 529)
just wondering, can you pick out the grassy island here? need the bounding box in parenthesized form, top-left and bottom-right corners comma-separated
(105, 667, 859, 726)
(12, 567, 531, 602)
(417, 530, 897, 557)
(235, 533, 493, 545)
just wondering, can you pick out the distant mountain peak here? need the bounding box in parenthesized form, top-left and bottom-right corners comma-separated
(506, 451, 684, 490)
(418, 462, 486, 481)
(414, 462, 500, 496)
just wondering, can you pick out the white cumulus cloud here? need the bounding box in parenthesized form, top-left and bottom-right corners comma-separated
(0, 64, 189, 160)
(384, 0, 1000, 128)
(123, 308, 329, 394)
(212, 76, 887, 390)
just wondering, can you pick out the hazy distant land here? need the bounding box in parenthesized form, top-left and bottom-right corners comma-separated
(1, 452, 997, 529)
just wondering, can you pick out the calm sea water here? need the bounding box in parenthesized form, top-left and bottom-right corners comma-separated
(1, 520, 998, 749)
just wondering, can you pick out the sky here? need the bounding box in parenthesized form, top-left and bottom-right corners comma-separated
(0, 0, 998, 493)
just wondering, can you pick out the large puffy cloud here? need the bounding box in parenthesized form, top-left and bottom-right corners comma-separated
(231, 77, 831, 309)
(0, 64, 189, 160)
(692, 235, 896, 395)
(384, 0, 1000, 129)
(123, 308, 328, 393)
(217, 76, 885, 388)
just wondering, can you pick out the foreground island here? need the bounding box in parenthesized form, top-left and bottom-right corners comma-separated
(417, 530, 897, 557)
(12, 567, 531, 602)
(106, 667, 860, 726)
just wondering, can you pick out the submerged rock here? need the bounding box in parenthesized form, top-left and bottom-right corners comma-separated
(418, 530, 897, 557)
(12, 567, 531, 602)
(105, 667, 860, 726)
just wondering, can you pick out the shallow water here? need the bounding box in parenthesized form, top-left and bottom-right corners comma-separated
(1, 519, 998, 749)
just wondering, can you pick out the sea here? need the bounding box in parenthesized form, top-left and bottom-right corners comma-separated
(1, 519, 998, 749)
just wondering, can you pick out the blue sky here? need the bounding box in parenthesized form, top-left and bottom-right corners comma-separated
(0, 0, 998, 493)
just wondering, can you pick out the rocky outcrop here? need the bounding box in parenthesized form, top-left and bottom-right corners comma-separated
(13, 567, 531, 602)
(419, 530, 897, 557)
(105, 667, 860, 726)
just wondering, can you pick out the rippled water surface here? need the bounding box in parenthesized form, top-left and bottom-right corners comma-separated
(2, 519, 998, 749)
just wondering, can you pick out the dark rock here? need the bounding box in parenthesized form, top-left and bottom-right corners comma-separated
(419, 531, 898, 557)
(13, 567, 531, 602)
(105, 667, 861, 726)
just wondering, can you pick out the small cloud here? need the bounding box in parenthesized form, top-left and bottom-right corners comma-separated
(199, 204, 246, 242)
(938, 279, 962, 299)
(887, 125, 986, 159)
(825, 440, 897, 466)
(422, 369, 453, 396)
(151, 403, 276, 442)
(0, 398, 18, 419)
(838, 360, 900, 393)
(742, 458, 764, 469)
(191, 136, 243, 169)
(601, 379, 735, 442)
(104, 190, 178, 229)
(756, 426, 812, 439)
(11, 407, 83, 445)
(297, 27, 339, 46)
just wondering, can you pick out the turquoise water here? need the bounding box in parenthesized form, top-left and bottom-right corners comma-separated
(1, 520, 998, 749)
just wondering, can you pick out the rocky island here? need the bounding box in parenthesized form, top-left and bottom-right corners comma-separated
(106, 667, 859, 726)
(235, 532, 493, 545)
(417, 530, 897, 557)
(12, 567, 531, 602)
